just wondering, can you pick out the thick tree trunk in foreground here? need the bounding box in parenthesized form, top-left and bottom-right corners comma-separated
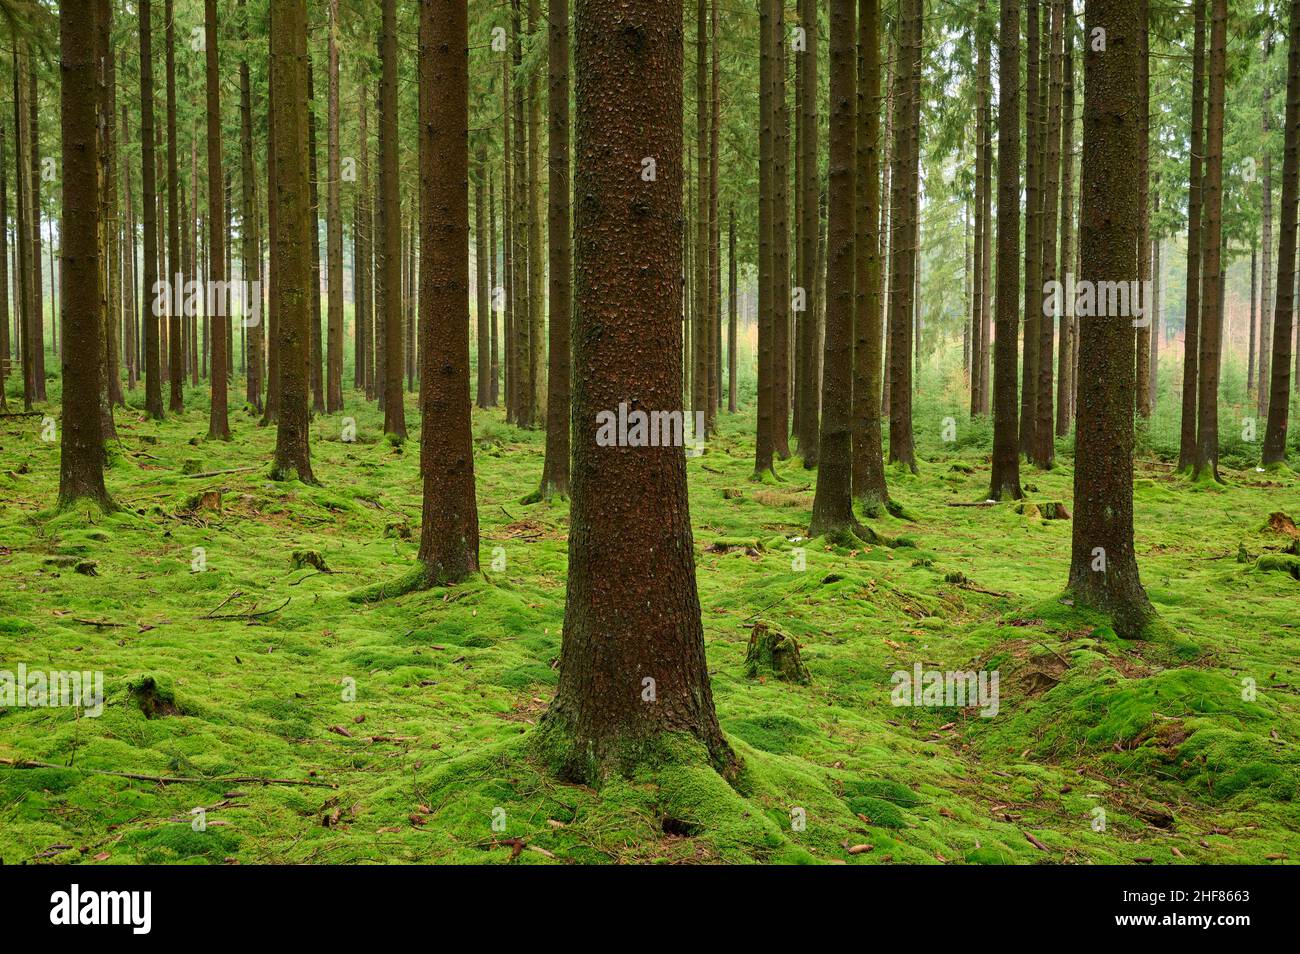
(58, 0, 112, 511)
(541, 0, 732, 784)
(380, 0, 406, 437)
(989, 0, 1023, 500)
(1263, 0, 1299, 467)
(809, 0, 860, 538)
(416, 0, 479, 584)
(205, 0, 230, 440)
(269, 0, 315, 483)
(538, 0, 572, 499)
(852, 0, 888, 511)
(1192, 0, 1227, 482)
(1069, 0, 1153, 638)
(1178, 0, 1206, 472)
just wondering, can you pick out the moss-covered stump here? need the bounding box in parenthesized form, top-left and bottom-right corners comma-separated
(291, 549, 330, 572)
(127, 676, 181, 719)
(744, 622, 810, 684)
(1041, 501, 1071, 520)
(1254, 554, 1300, 581)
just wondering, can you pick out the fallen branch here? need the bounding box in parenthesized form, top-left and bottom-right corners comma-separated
(204, 591, 245, 618)
(0, 759, 336, 789)
(71, 617, 125, 629)
(946, 501, 1001, 508)
(208, 597, 290, 620)
(184, 466, 258, 479)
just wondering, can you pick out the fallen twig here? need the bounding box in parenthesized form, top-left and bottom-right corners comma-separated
(184, 466, 258, 479)
(208, 597, 290, 620)
(0, 759, 336, 789)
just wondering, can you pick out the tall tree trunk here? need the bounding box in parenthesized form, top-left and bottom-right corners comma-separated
(358, 81, 373, 401)
(262, 63, 281, 425)
(269, 0, 315, 483)
(728, 205, 737, 413)
(325, 0, 344, 413)
(710, 0, 722, 425)
(1149, 187, 1160, 404)
(165, 0, 183, 413)
(969, 0, 989, 418)
(58, 0, 113, 510)
(28, 52, 44, 402)
(1259, 41, 1274, 420)
(1135, 0, 1152, 418)
(989, 0, 1023, 500)
(797, 0, 819, 461)
(307, 60, 324, 414)
(14, 41, 34, 411)
(1249, 241, 1257, 396)
(538, 0, 572, 498)
(852, 0, 888, 510)
(489, 167, 499, 406)
(205, 0, 230, 440)
(475, 146, 492, 409)
(693, 0, 709, 437)
(416, 0, 479, 584)
(810, 0, 861, 538)
(527, 0, 546, 427)
(0, 116, 9, 410)
(239, 0, 262, 413)
(541, 0, 733, 784)
(1019, 0, 1041, 457)
(1178, 0, 1207, 472)
(755, 0, 776, 477)
(772, 0, 792, 460)
(380, 0, 406, 437)
(139, 3, 163, 419)
(99, 0, 123, 413)
(1069, 0, 1153, 636)
(1033, 0, 1062, 466)
(511, 0, 530, 426)
(502, 52, 515, 420)
(886, 0, 920, 472)
(1193, 0, 1227, 482)
(1262, 0, 1299, 467)
(1056, 14, 1075, 436)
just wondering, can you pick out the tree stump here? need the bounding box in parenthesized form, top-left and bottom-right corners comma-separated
(744, 622, 810, 684)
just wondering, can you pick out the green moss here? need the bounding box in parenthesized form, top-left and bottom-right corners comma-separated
(1, 376, 1297, 864)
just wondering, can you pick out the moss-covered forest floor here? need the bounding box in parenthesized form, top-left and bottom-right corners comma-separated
(2, 371, 1298, 865)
